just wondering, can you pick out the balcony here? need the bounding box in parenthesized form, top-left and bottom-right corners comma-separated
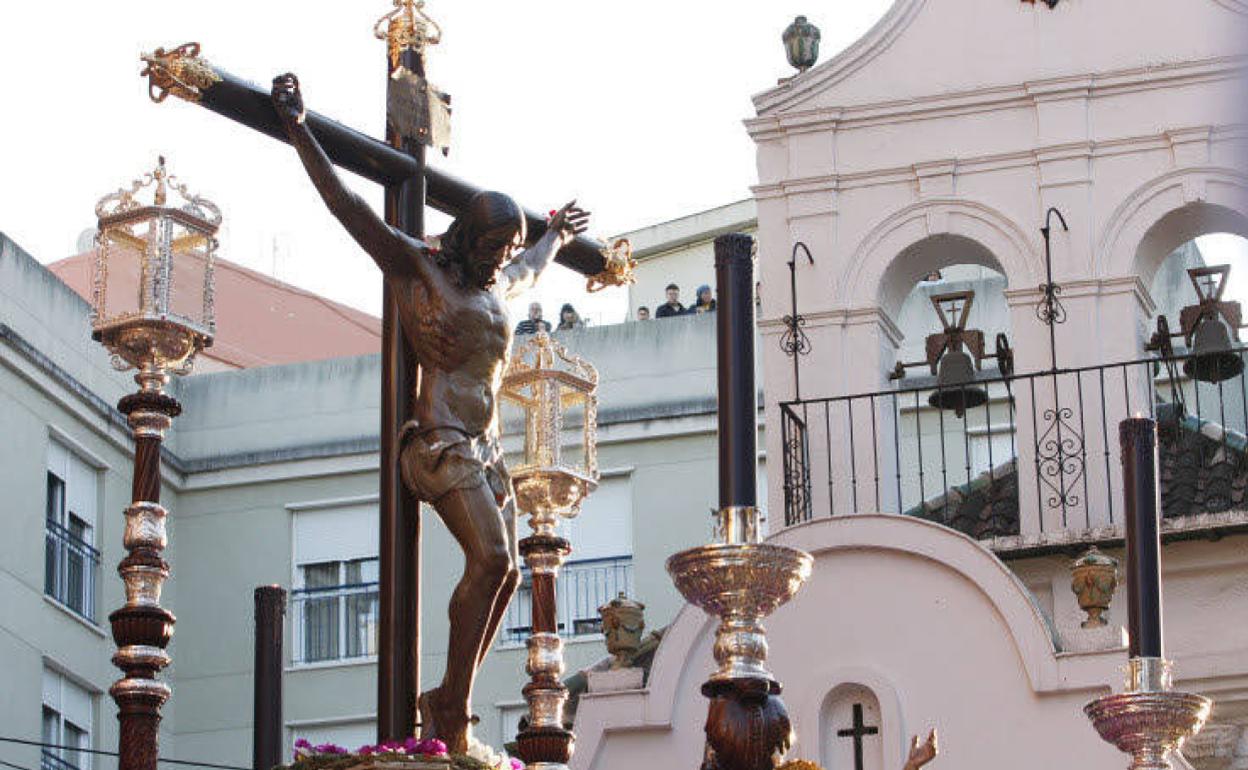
(500, 556, 634, 646)
(291, 582, 379, 665)
(781, 348, 1248, 541)
(44, 520, 100, 622)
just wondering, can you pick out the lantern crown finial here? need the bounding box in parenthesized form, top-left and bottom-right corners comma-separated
(95, 157, 221, 227)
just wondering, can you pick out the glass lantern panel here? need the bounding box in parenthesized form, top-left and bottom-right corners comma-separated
(167, 218, 212, 330)
(98, 221, 150, 322)
(498, 391, 530, 469)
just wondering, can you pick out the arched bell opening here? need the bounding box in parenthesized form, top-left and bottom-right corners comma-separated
(1139, 232, 1248, 519)
(882, 249, 1018, 537)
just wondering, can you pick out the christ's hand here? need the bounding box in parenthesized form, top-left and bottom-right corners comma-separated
(548, 200, 591, 246)
(271, 73, 306, 127)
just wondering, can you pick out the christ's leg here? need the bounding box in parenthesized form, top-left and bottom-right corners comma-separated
(427, 483, 513, 753)
(476, 499, 521, 666)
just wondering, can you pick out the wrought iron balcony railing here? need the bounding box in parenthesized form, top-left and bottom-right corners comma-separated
(44, 520, 100, 622)
(41, 750, 81, 770)
(781, 347, 1248, 539)
(500, 556, 634, 646)
(291, 581, 379, 665)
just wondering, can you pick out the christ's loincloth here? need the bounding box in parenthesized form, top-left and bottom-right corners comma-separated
(398, 423, 512, 507)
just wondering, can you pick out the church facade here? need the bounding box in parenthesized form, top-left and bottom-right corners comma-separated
(571, 1, 1248, 769)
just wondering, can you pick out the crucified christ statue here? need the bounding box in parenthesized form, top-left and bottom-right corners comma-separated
(272, 72, 590, 754)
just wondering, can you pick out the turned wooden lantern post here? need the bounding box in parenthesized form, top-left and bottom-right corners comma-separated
(91, 157, 220, 770)
(500, 332, 599, 769)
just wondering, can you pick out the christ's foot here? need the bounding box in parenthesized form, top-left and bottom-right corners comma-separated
(418, 687, 471, 755)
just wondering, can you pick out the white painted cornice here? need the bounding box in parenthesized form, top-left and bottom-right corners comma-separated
(761, 305, 904, 347)
(1003, 275, 1155, 314)
(745, 55, 1246, 140)
(750, 126, 1243, 201)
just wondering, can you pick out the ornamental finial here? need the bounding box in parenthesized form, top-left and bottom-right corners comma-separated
(374, 0, 442, 68)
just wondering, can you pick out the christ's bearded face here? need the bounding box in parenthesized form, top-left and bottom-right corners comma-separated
(471, 225, 524, 288)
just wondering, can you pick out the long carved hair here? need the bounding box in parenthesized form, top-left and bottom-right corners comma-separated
(436, 191, 526, 289)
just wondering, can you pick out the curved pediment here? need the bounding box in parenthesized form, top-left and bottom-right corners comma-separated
(754, 0, 1248, 118)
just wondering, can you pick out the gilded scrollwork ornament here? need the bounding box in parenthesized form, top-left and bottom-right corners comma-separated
(587, 237, 637, 293)
(140, 43, 221, 104)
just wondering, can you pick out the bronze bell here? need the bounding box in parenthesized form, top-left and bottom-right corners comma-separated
(1185, 314, 1244, 383)
(929, 349, 989, 416)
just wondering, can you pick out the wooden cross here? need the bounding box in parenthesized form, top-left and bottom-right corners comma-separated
(139, 21, 627, 742)
(837, 702, 880, 770)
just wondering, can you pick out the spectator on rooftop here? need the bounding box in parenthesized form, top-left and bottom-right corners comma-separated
(655, 284, 685, 318)
(636, 306, 651, 321)
(515, 302, 552, 335)
(688, 284, 716, 314)
(556, 302, 585, 331)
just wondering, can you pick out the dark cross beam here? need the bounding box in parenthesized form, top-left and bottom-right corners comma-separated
(140, 43, 614, 742)
(837, 703, 880, 770)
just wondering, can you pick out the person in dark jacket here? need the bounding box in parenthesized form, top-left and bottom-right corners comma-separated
(688, 284, 716, 314)
(514, 302, 552, 334)
(655, 284, 685, 318)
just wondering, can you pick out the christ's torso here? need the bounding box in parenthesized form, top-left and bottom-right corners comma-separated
(391, 266, 512, 437)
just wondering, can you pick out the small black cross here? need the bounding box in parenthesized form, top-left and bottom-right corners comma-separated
(837, 703, 880, 770)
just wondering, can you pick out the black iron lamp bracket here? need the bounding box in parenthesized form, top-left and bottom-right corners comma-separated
(781, 242, 816, 400)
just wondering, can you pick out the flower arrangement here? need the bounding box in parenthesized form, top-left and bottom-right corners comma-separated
(287, 736, 522, 770)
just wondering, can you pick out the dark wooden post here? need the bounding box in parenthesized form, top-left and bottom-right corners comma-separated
(515, 537, 574, 766)
(111, 388, 181, 770)
(1120, 416, 1165, 659)
(377, 28, 426, 744)
(716, 233, 758, 512)
(253, 586, 286, 770)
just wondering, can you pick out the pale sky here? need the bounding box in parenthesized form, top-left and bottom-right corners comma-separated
(0, 1, 893, 325)
(3, 3, 1244, 327)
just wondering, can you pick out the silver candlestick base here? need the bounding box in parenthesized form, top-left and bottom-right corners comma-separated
(1084, 657, 1212, 770)
(666, 506, 812, 684)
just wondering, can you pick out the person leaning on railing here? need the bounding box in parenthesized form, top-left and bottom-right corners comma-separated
(655, 283, 686, 318)
(687, 284, 716, 314)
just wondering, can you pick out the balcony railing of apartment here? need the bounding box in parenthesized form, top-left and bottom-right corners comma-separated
(41, 750, 81, 770)
(781, 347, 1248, 539)
(500, 556, 634, 646)
(44, 520, 100, 622)
(291, 581, 379, 665)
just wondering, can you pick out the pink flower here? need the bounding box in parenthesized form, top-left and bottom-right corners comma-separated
(414, 739, 447, 757)
(509, 758, 525, 770)
(314, 743, 349, 755)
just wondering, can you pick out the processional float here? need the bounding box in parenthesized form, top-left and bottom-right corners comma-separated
(135, 0, 633, 756)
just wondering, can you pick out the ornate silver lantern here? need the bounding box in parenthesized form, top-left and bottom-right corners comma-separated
(92, 156, 220, 386)
(501, 331, 599, 769)
(782, 16, 821, 73)
(502, 332, 600, 533)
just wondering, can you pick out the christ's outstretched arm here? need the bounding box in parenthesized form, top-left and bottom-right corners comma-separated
(502, 200, 590, 297)
(272, 73, 427, 280)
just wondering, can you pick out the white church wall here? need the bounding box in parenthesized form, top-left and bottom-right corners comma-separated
(572, 514, 1176, 770)
(751, 0, 1248, 539)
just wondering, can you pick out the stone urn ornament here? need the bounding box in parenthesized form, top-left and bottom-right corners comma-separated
(598, 593, 645, 669)
(1071, 546, 1119, 629)
(782, 16, 821, 73)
